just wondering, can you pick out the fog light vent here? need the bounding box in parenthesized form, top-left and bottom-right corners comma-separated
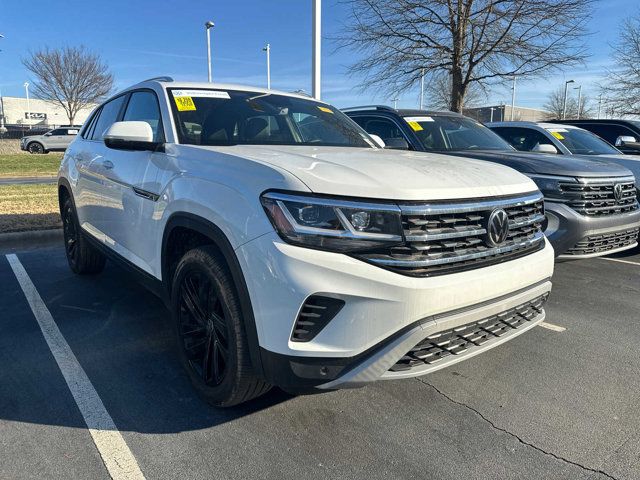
(291, 295, 345, 342)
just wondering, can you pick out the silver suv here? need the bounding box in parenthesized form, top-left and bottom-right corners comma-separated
(20, 127, 80, 154)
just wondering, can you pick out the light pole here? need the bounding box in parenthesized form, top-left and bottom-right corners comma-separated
(490, 107, 495, 122)
(392, 98, 399, 109)
(24, 82, 31, 130)
(205, 21, 215, 82)
(510, 76, 517, 121)
(597, 94, 602, 119)
(562, 79, 575, 120)
(263, 43, 271, 89)
(419, 68, 425, 110)
(574, 85, 582, 119)
(312, 0, 321, 99)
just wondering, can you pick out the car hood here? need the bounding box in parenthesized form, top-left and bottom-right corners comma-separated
(449, 150, 634, 178)
(200, 145, 536, 201)
(591, 154, 640, 180)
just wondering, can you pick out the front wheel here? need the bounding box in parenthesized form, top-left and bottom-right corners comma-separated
(27, 142, 45, 154)
(171, 246, 271, 407)
(61, 196, 106, 274)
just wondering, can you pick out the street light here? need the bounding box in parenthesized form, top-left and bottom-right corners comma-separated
(574, 84, 582, 119)
(24, 82, 31, 130)
(562, 80, 575, 120)
(205, 21, 215, 82)
(510, 76, 517, 121)
(392, 98, 399, 109)
(312, 0, 321, 99)
(419, 68, 425, 110)
(262, 43, 271, 90)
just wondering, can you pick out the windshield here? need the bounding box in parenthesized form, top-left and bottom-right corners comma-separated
(168, 88, 372, 148)
(545, 127, 620, 155)
(404, 115, 513, 152)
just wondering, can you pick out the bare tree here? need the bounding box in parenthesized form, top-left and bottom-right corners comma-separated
(601, 15, 640, 115)
(425, 72, 486, 110)
(337, 0, 594, 112)
(543, 86, 592, 119)
(22, 46, 113, 125)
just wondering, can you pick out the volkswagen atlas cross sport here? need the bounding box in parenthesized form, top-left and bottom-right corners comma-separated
(57, 78, 554, 406)
(344, 107, 640, 258)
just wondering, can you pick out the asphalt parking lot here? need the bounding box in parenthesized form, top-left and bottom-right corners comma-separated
(1, 244, 639, 480)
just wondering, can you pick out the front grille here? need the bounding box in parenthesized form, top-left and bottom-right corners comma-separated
(559, 177, 638, 216)
(390, 293, 549, 372)
(358, 192, 545, 277)
(566, 228, 639, 256)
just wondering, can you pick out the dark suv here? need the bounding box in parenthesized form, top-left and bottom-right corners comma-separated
(551, 119, 640, 155)
(344, 106, 640, 258)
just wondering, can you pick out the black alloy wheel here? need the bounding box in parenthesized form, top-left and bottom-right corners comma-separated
(178, 271, 231, 386)
(28, 142, 44, 154)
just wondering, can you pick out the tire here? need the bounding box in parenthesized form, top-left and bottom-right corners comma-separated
(61, 196, 106, 274)
(171, 246, 271, 407)
(27, 142, 45, 154)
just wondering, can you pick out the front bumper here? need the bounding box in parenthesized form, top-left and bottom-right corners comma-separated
(236, 232, 554, 391)
(543, 202, 640, 259)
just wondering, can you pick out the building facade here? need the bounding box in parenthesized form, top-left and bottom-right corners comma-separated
(464, 105, 549, 123)
(0, 96, 96, 128)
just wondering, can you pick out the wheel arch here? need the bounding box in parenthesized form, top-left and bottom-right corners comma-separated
(161, 212, 264, 376)
(27, 140, 46, 152)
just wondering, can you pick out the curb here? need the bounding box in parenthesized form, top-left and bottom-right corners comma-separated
(0, 228, 63, 250)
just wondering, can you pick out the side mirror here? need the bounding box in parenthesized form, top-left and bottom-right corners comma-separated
(44, 132, 52, 137)
(615, 135, 637, 147)
(531, 143, 558, 154)
(369, 134, 385, 148)
(103, 121, 163, 152)
(384, 137, 410, 150)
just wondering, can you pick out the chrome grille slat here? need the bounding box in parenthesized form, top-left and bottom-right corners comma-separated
(357, 193, 546, 277)
(566, 228, 639, 256)
(559, 179, 639, 216)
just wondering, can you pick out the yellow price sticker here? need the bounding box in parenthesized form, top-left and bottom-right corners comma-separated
(318, 106, 334, 113)
(175, 96, 196, 111)
(407, 121, 423, 131)
(550, 131, 565, 140)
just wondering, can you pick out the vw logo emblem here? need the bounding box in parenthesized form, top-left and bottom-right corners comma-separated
(486, 209, 510, 247)
(613, 183, 623, 202)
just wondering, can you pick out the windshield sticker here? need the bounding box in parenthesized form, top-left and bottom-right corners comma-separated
(550, 131, 565, 140)
(172, 89, 231, 99)
(404, 116, 434, 123)
(317, 106, 334, 113)
(174, 96, 196, 111)
(407, 121, 424, 131)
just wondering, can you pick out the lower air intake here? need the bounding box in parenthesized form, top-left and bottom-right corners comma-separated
(291, 296, 345, 342)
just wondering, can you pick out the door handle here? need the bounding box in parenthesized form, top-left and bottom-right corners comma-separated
(101, 160, 114, 170)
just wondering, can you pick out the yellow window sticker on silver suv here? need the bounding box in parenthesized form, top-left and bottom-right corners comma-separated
(175, 96, 196, 111)
(407, 121, 423, 131)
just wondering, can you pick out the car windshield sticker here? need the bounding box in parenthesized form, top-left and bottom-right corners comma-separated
(550, 131, 565, 140)
(404, 116, 434, 123)
(317, 106, 334, 113)
(172, 89, 231, 99)
(174, 96, 196, 111)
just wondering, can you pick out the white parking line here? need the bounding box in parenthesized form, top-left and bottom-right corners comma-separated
(599, 257, 640, 267)
(6, 254, 145, 480)
(538, 322, 566, 332)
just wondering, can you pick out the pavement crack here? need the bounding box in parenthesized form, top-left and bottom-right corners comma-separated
(416, 378, 619, 480)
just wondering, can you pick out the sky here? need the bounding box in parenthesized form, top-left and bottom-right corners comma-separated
(0, 0, 638, 111)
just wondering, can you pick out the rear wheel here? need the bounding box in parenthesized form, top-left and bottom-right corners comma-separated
(172, 246, 270, 407)
(27, 142, 45, 154)
(61, 196, 106, 274)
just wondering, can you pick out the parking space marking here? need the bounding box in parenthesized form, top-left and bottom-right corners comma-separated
(538, 322, 566, 332)
(6, 254, 146, 480)
(599, 257, 640, 267)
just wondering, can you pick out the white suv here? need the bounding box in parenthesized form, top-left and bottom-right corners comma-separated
(58, 78, 554, 406)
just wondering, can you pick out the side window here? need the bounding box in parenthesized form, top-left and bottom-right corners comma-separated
(492, 127, 553, 151)
(50, 128, 66, 135)
(81, 110, 100, 139)
(122, 91, 164, 142)
(583, 124, 633, 145)
(356, 116, 405, 142)
(90, 95, 127, 141)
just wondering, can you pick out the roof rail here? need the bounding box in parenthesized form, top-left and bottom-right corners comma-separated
(140, 76, 174, 83)
(341, 105, 396, 113)
(291, 89, 313, 98)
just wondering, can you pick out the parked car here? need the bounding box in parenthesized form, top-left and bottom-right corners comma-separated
(486, 121, 640, 185)
(20, 126, 81, 154)
(58, 78, 554, 406)
(551, 119, 640, 155)
(344, 107, 640, 258)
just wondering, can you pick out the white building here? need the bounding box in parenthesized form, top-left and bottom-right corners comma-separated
(0, 96, 97, 127)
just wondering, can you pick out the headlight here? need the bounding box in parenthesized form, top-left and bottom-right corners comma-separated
(260, 191, 403, 252)
(525, 174, 575, 200)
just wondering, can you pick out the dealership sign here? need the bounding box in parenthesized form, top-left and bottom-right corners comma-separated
(25, 112, 47, 119)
